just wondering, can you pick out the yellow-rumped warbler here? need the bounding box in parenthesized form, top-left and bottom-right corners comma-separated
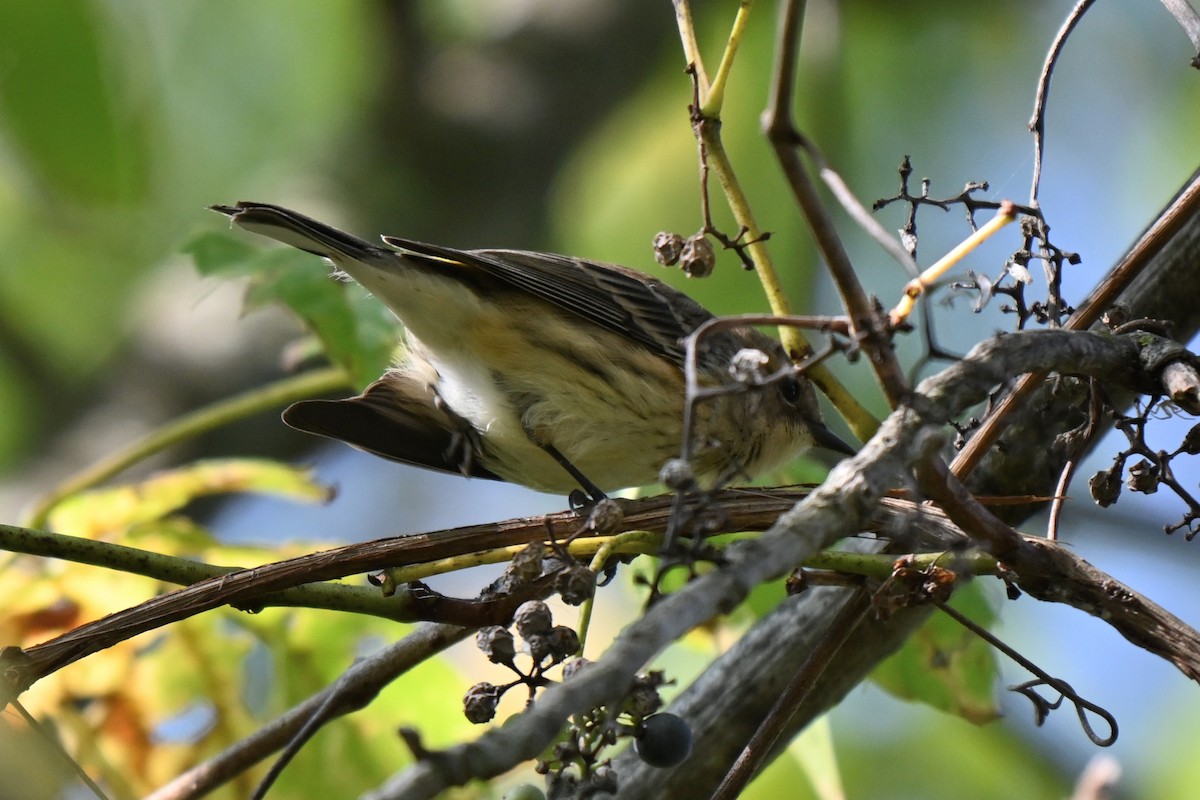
(212, 202, 852, 501)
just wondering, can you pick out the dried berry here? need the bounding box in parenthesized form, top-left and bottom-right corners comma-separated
(463, 682, 502, 724)
(1088, 468, 1122, 507)
(546, 625, 581, 661)
(556, 564, 596, 606)
(1126, 459, 1160, 494)
(590, 765, 618, 794)
(653, 232, 685, 266)
(561, 657, 592, 681)
(1181, 423, 1200, 455)
(506, 542, 546, 586)
(526, 634, 554, 664)
(680, 233, 716, 278)
(476, 625, 516, 665)
(625, 672, 667, 718)
(513, 600, 553, 639)
(588, 497, 624, 534)
(659, 458, 696, 492)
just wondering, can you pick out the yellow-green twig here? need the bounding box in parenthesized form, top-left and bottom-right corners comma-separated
(703, 1, 755, 117)
(23, 366, 351, 529)
(382, 532, 664, 590)
(577, 530, 663, 653)
(699, 116, 878, 442)
(0, 522, 417, 622)
(698, 128, 796, 331)
(889, 204, 1018, 326)
(801, 548, 998, 580)
(673, 2, 877, 442)
(673, 0, 709, 92)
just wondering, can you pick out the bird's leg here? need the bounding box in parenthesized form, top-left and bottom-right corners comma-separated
(540, 441, 608, 509)
(520, 423, 607, 508)
(430, 385, 485, 478)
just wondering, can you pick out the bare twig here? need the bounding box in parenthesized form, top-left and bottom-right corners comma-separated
(11, 699, 111, 800)
(763, 0, 909, 411)
(936, 601, 1117, 746)
(0, 487, 912, 698)
(952, 168, 1200, 479)
(1159, 0, 1200, 66)
(144, 622, 471, 800)
(711, 590, 871, 800)
(1029, 0, 1098, 203)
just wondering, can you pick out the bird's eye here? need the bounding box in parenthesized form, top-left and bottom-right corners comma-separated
(779, 376, 803, 405)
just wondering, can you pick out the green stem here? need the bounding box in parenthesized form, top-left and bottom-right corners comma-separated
(577, 530, 663, 653)
(673, 0, 709, 91)
(703, 0, 755, 117)
(23, 367, 350, 529)
(699, 119, 878, 442)
(699, 127, 797, 337)
(0, 522, 413, 622)
(700, 104, 879, 442)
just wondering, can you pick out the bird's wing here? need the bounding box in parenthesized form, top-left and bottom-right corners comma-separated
(282, 372, 503, 482)
(212, 202, 715, 369)
(382, 236, 713, 368)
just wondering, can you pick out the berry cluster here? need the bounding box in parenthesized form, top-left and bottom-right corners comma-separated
(653, 230, 716, 278)
(464, 600, 582, 724)
(535, 668, 692, 797)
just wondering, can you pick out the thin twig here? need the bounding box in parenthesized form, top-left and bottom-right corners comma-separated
(702, 0, 755, 116)
(762, 0, 909, 413)
(0, 487, 895, 696)
(1159, 0, 1200, 67)
(952, 168, 1200, 478)
(1029, 0, 1098, 203)
(144, 623, 472, 800)
(936, 600, 1117, 745)
(711, 590, 870, 799)
(11, 699, 111, 800)
(1046, 379, 1105, 541)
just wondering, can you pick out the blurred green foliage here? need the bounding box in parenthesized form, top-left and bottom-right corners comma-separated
(0, 0, 379, 466)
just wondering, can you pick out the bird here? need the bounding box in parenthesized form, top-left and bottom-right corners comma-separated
(212, 201, 852, 502)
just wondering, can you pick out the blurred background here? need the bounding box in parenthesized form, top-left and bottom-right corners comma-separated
(1, 1, 1199, 798)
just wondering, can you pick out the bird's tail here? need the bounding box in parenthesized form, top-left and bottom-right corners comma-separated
(210, 201, 386, 261)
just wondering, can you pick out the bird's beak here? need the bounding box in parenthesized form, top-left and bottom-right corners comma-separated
(809, 421, 857, 457)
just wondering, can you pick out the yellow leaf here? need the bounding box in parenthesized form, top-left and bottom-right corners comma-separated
(48, 458, 333, 539)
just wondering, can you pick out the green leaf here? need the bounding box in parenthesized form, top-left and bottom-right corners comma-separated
(185, 232, 398, 387)
(784, 715, 845, 800)
(183, 230, 259, 276)
(869, 581, 1001, 724)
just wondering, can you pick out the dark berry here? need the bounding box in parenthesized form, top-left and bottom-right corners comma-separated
(634, 713, 692, 768)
